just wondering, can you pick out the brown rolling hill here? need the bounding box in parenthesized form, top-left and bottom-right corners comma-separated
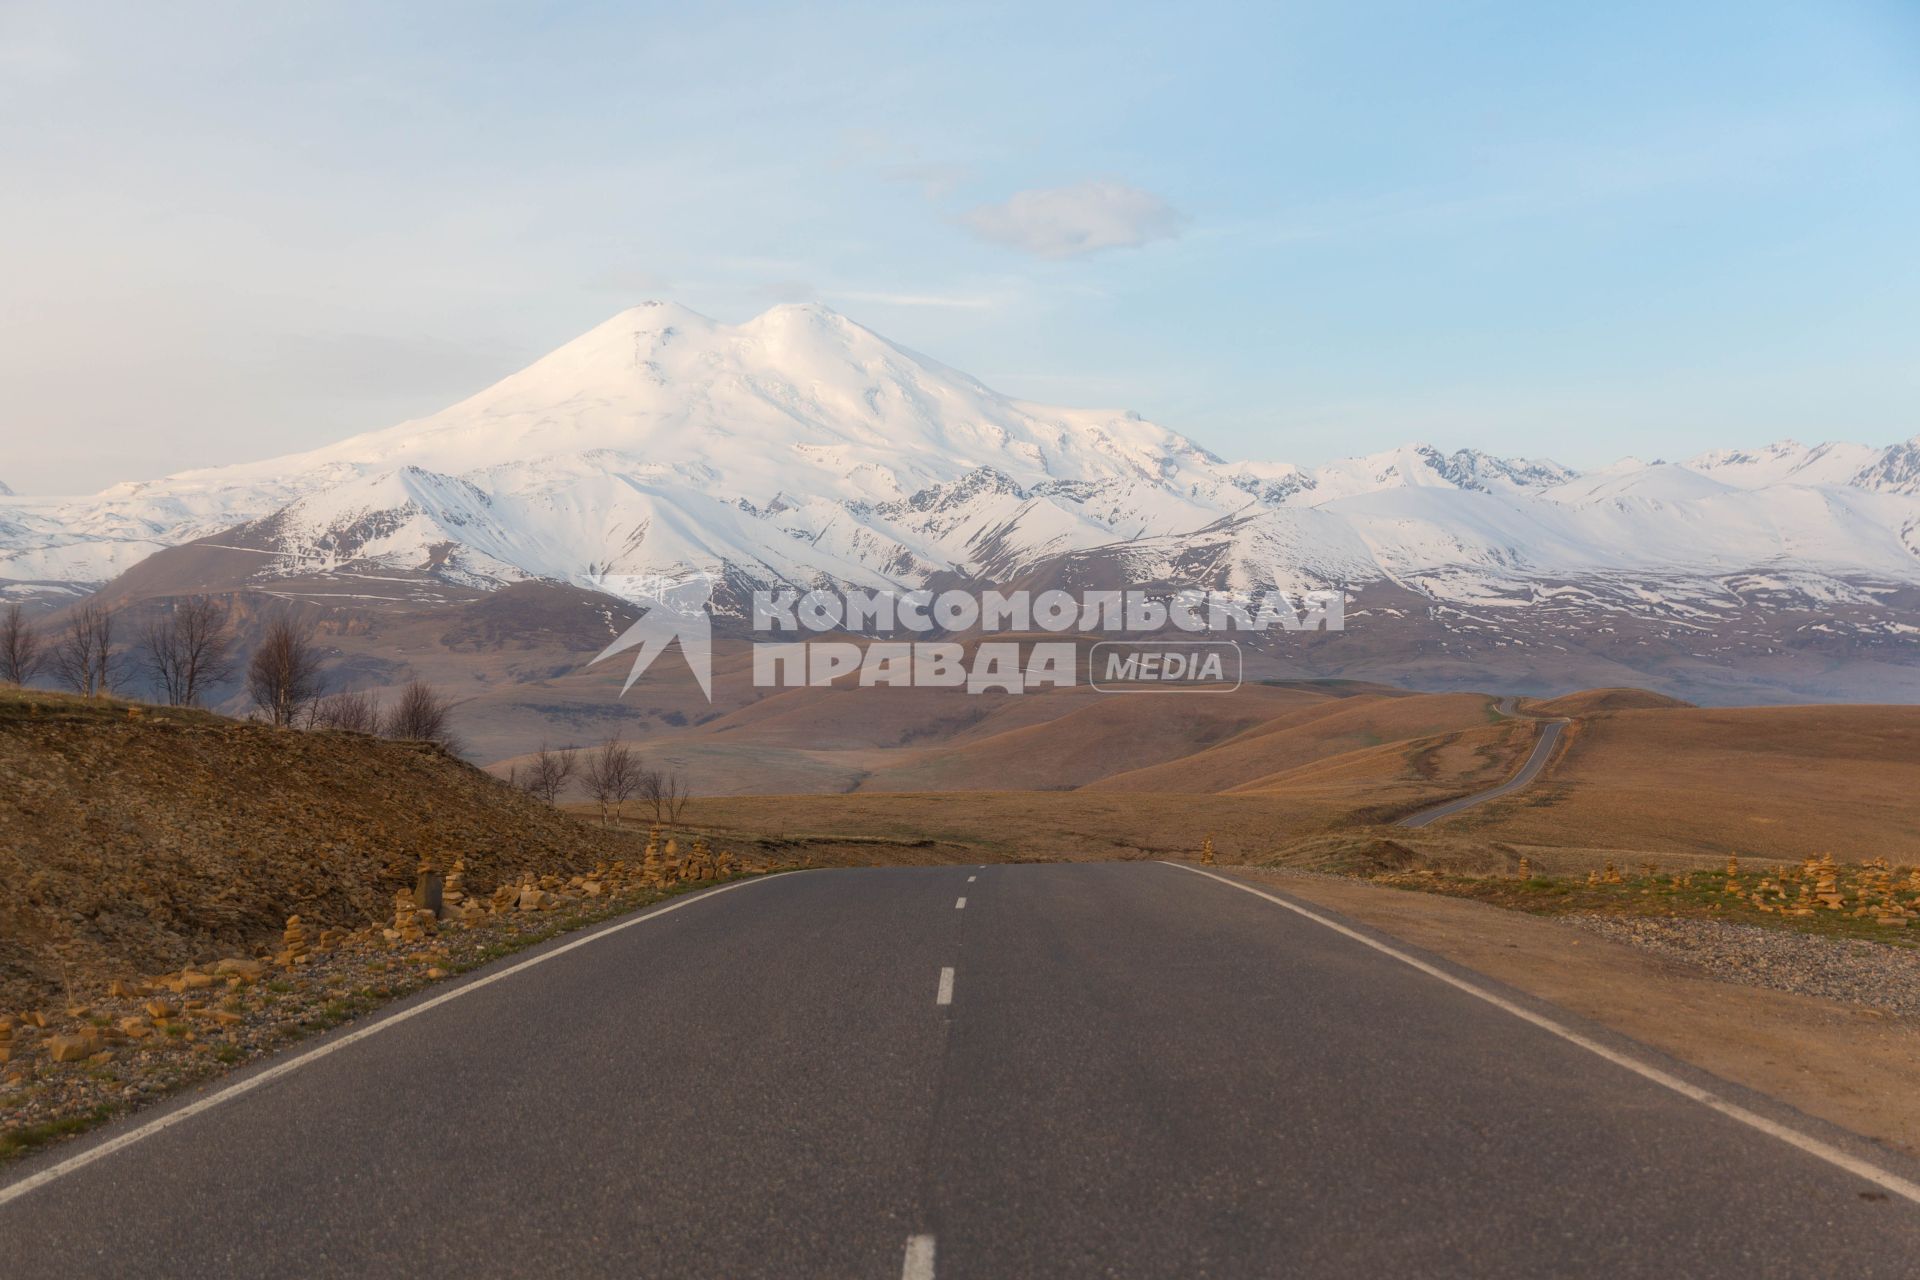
(1426, 703, 1920, 861)
(1528, 687, 1695, 716)
(1082, 691, 1508, 793)
(665, 691, 1920, 870)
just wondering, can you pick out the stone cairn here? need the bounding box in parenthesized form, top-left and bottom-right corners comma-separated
(1200, 836, 1216, 867)
(1813, 855, 1845, 911)
(414, 859, 445, 920)
(388, 888, 436, 943)
(683, 837, 709, 880)
(1515, 856, 1531, 880)
(1861, 859, 1912, 927)
(1712, 853, 1918, 927)
(643, 828, 665, 886)
(281, 915, 311, 966)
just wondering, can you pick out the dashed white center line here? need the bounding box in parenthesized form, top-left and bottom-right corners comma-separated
(954, 896, 967, 909)
(902, 1233, 937, 1280)
(966, 875, 976, 883)
(936, 967, 955, 1006)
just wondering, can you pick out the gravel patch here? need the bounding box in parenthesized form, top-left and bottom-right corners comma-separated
(1568, 915, 1920, 1019)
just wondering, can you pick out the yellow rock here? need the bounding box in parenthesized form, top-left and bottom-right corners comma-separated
(48, 1031, 103, 1063)
(213, 957, 266, 979)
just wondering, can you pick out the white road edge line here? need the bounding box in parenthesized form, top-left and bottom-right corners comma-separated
(902, 1233, 937, 1280)
(955, 897, 967, 910)
(937, 967, 955, 1006)
(1166, 863, 1920, 1207)
(0, 876, 776, 1210)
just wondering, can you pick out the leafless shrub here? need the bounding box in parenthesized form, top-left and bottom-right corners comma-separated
(0, 602, 45, 686)
(580, 735, 641, 827)
(309, 688, 380, 733)
(247, 618, 325, 727)
(638, 766, 691, 824)
(50, 600, 115, 697)
(140, 596, 236, 707)
(517, 742, 576, 806)
(380, 679, 459, 751)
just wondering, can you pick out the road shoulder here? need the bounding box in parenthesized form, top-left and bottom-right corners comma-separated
(1223, 865, 1920, 1157)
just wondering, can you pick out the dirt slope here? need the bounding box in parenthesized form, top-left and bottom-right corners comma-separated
(0, 689, 646, 1009)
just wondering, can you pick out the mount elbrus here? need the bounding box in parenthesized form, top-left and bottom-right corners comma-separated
(3, 302, 1917, 704)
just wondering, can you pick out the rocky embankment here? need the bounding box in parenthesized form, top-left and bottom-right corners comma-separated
(0, 689, 661, 1011)
(4, 829, 770, 1157)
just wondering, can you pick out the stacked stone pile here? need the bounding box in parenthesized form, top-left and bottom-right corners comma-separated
(1712, 853, 1918, 927)
(280, 916, 311, 966)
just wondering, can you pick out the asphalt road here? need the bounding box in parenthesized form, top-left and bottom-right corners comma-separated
(1398, 699, 1569, 829)
(6, 863, 1920, 1278)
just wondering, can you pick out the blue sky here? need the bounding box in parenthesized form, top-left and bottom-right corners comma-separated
(2, 0, 1916, 492)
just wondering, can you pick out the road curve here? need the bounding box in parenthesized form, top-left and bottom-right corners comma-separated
(5, 863, 1920, 1278)
(1397, 697, 1569, 829)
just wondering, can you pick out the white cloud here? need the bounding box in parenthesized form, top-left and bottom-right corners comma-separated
(962, 180, 1186, 258)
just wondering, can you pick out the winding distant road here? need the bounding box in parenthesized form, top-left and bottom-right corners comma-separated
(5, 863, 1920, 1277)
(1397, 696, 1570, 829)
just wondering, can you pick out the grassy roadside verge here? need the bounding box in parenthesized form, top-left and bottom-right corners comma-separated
(1, 867, 784, 1165)
(1368, 863, 1920, 950)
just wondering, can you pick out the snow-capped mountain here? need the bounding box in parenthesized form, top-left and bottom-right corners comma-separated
(2, 303, 1918, 657)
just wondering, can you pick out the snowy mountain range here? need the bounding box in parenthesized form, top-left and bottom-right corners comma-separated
(2, 302, 1918, 689)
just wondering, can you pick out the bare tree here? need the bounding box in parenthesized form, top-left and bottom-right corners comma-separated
(580, 735, 641, 827)
(247, 618, 325, 727)
(0, 602, 44, 686)
(381, 679, 459, 751)
(309, 688, 380, 733)
(517, 742, 576, 806)
(140, 596, 236, 707)
(50, 600, 115, 697)
(638, 766, 691, 824)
